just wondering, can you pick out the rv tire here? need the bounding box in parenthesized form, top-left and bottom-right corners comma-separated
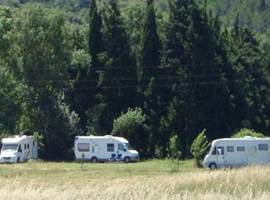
(209, 163, 217, 170)
(91, 157, 98, 163)
(124, 157, 131, 163)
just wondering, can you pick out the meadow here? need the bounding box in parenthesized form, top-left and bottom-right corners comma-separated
(0, 160, 270, 200)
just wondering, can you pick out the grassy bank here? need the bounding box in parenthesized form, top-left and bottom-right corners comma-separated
(1, 160, 270, 199)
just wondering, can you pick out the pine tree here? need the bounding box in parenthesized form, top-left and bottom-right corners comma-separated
(140, 0, 162, 156)
(100, 0, 137, 133)
(89, 0, 103, 72)
(69, 0, 105, 133)
(160, 0, 194, 157)
(141, 0, 161, 68)
(186, 6, 232, 141)
(230, 23, 270, 133)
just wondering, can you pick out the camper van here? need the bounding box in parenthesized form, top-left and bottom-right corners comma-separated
(74, 135, 139, 163)
(0, 135, 38, 164)
(203, 137, 270, 169)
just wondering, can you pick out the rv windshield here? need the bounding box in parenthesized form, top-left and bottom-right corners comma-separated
(1, 144, 18, 151)
(124, 143, 134, 150)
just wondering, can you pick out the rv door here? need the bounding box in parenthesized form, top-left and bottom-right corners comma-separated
(216, 146, 225, 167)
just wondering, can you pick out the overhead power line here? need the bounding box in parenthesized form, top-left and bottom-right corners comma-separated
(22, 63, 235, 71)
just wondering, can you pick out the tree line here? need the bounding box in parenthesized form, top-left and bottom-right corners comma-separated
(0, 0, 270, 160)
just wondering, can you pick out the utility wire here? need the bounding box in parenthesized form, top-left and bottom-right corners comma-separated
(21, 72, 237, 82)
(15, 79, 246, 90)
(22, 63, 234, 71)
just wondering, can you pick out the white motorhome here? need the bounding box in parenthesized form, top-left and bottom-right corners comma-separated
(203, 137, 270, 169)
(0, 135, 38, 164)
(74, 135, 139, 162)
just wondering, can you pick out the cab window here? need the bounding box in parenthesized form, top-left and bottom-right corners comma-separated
(217, 146, 224, 155)
(212, 147, 217, 155)
(118, 144, 124, 151)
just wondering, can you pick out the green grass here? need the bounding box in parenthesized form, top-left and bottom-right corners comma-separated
(0, 159, 199, 180)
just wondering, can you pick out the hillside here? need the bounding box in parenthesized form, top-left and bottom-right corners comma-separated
(208, 0, 270, 33)
(1, 0, 270, 33)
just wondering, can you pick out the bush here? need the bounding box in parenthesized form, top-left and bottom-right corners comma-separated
(112, 107, 150, 157)
(168, 134, 181, 160)
(232, 128, 265, 138)
(190, 129, 209, 167)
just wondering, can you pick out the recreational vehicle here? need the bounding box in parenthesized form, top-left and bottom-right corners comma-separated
(0, 135, 38, 164)
(74, 135, 139, 162)
(203, 137, 270, 169)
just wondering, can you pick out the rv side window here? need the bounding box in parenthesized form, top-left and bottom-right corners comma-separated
(258, 144, 268, 151)
(217, 146, 224, 155)
(24, 144, 26, 150)
(78, 143, 90, 152)
(237, 146, 245, 151)
(227, 146, 234, 152)
(107, 143, 114, 152)
(27, 144, 29, 149)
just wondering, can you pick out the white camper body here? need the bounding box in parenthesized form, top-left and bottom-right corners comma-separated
(0, 135, 38, 163)
(203, 137, 270, 169)
(74, 135, 139, 162)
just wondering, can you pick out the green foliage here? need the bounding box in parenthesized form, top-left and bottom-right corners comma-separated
(141, 0, 161, 67)
(0, 6, 12, 57)
(232, 128, 265, 138)
(0, 0, 270, 161)
(139, 0, 164, 157)
(112, 107, 147, 136)
(97, 0, 137, 133)
(168, 134, 181, 160)
(112, 108, 150, 157)
(191, 129, 209, 167)
(0, 69, 23, 134)
(7, 4, 81, 160)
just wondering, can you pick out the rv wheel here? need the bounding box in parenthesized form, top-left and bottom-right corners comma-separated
(91, 157, 98, 163)
(124, 157, 131, 163)
(209, 163, 217, 170)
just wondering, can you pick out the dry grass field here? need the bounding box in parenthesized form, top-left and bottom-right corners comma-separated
(0, 160, 270, 200)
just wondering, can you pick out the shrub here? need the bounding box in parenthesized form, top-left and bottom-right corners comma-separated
(112, 107, 150, 157)
(168, 134, 181, 160)
(232, 128, 265, 138)
(190, 129, 209, 167)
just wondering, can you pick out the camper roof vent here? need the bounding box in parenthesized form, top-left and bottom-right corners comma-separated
(244, 136, 253, 139)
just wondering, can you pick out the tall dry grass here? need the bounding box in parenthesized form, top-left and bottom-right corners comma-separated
(1, 165, 270, 199)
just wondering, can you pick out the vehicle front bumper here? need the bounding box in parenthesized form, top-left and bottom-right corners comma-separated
(0, 156, 17, 163)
